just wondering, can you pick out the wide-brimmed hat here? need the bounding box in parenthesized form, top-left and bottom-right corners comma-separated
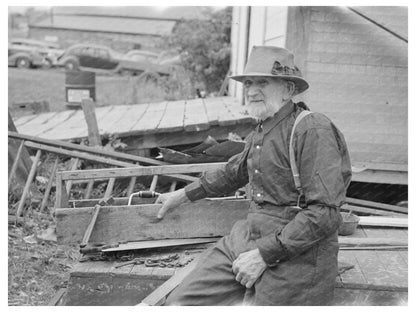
(229, 46, 309, 95)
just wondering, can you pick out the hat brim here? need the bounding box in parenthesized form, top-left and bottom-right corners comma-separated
(229, 73, 309, 95)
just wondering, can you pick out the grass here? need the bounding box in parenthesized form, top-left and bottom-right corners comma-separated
(8, 67, 190, 116)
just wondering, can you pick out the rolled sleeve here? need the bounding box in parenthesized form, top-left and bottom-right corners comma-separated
(184, 134, 253, 202)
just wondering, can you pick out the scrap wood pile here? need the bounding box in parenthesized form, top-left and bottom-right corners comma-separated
(8, 127, 409, 306)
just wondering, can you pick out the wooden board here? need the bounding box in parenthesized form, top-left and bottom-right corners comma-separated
(55, 199, 250, 244)
(130, 101, 167, 134)
(359, 217, 408, 228)
(105, 103, 149, 134)
(21, 110, 76, 137)
(60, 163, 225, 181)
(184, 98, 210, 132)
(156, 100, 186, 132)
(103, 237, 219, 252)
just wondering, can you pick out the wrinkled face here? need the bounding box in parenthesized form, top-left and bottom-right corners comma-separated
(244, 77, 293, 121)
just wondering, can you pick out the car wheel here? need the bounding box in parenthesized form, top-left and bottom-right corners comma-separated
(137, 71, 160, 83)
(16, 57, 31, 69)
(42, 58, 53, 69)
(65, 60, 79, 71)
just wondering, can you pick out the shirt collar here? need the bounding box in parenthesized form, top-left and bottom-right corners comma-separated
(257, 100, 296, 134)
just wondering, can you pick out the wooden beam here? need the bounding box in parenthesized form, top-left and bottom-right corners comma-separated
(84, 180, 94, 199)
(23, 141, 198, 183)
(69, 197, 154, 208)
(346, 197, 408, 214)
(137, 255, 200, 306)
(66, 157, 80, 197)
(8, 130, 169, 166)
(60, 163, 225, 181)
(55, 199, 250, 244)
(358, 216, 408, 228)
(122, 122, 254, 150)
(8, 140, 25, 188)
(81, 99, 102, 147)
(40, 157, 59, 212)
(16, 149, 42, 217)
(149, 175, 159, 191)
(340, 205, 405, 217)
(338, 237, 407, 247)
(104, 178, 115, 198)
(103, 237, 219, 253)
(55, 172, 68, 209)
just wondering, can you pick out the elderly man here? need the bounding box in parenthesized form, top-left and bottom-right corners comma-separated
(156, 46, 352, 305)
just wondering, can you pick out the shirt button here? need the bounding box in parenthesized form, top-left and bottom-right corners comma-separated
(256, 145, 261, 149)
(254, 169, 259, 174)
(257, 193, 262, 197)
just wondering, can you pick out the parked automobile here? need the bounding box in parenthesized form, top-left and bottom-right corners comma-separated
(57, 44, 174, 78)
(8, 38, 64, 68)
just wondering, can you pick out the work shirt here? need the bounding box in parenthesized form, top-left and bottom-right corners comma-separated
(185, 100, 352, 266)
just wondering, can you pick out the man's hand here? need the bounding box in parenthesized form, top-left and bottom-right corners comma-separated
(232, 248, 268, 288)
(155, 188, 190, 219)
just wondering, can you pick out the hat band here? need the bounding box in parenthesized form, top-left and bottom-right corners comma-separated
(271, 61, 301, 76)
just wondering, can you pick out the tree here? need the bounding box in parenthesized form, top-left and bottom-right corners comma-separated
(166, 7, 232, 95)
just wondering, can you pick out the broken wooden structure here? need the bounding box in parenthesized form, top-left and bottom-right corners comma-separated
(11, 96, 256, 157)
(51, 161, 407, 306)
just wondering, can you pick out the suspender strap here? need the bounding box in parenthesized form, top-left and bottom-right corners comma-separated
(289, 110, 313, 208)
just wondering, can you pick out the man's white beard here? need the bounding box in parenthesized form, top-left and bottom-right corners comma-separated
(247, 102, 275, 121)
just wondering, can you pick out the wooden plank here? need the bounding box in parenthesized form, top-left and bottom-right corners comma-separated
(118, 122, 254, 149)
(40, 157, 59, 212)
(17, 111, 59, 134)
(9, 130, 172, 166)
(93, 106, 129, 134)
(103, 237, 219, 253)
(130, 101, 168, 133)
(66, 158, 80, 197)
(346, 197, 408, 214)
(138, 256, 200, 306)
(81, 99, 102, 146)
(157, 100, 186, 132)
(359, 217, 408, 228)
(30, 110, 78, 137)
(338, 237, 407, 247)
(105, 103, 149, 134)
(184, 98, 210, 132)
(8, 140, 25, 188)
(126, 176, 137, 197)
(352, 169, 407, 185)
(354, 250, 408, 288)
(16, 149, 42, 217)
(338, 250, 367, 285)
(60, 163, 225, 181)
(39, 110, 87, 140)
(55, 172, 68, 209)
(24, 141, 135, 167)
(341, 204, 405, 217)
(202, 96, 227, 126)
(69, 197, 154, 208)
(48, 288, 67, 306)
(13, 113, 40, 127)
(104, 178, 115, 198)
(149, 175, 158, 192)
(55, 199, 250, 244)
(22, 141, 199, 182)
(84, 180, 94, 199)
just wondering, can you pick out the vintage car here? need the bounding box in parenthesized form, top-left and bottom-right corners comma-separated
(57, 44, 172, 78)
(8, 38, 64, 68)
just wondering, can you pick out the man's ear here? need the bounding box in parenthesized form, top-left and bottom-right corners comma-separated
(283, 81, 296, 101)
